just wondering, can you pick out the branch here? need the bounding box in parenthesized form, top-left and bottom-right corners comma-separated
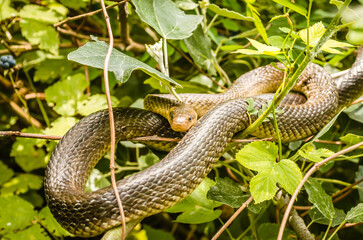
(288, 209, 314, 240)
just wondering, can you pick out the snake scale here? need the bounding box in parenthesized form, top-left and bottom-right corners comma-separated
(44, 48, 363, 237)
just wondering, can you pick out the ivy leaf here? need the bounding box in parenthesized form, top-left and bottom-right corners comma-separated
(68, 40, 181, 87)
(274, 159, 302, 195)
(78, 94, 119, 116)
(10, 128, 46, 172)
(37, 207, 72, 237)
(44, 116, 78, 136)
(0, 0, 18, 21)
(44, 73, 88, 116)
(3, 224, 50, 240)
(20, 19, 59, 55)
(340, 133, 363, 147)
(258, 223, 296, 240)
(298, 145, 335, 162)
(207, 177, 249, 208)
(184, 26, 216, 76)
(1, 174, 43, 196)
(272, 0, 307, 16)
(166, 178, 222, 224)
(234, 38, 281, 56)
(0, 161, 14, 185)
(309, 207, 346, 227)
(207, 4, 253, 21)
(132, 0, 202, 39)
(19, 5, 61, 24)
(345, 203, 363, 223)
(0, 196, 37, 235)
(236, 141, 278, 172)
(250, 170, 277, 204)
(305, 178, 336, 219)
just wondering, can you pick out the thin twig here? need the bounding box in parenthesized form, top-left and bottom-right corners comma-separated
(212, 196, 254, 240)
(0, 131, 61, 140)
(277, 141, 363, 240)
(100, 0, 126, 239)
(54, 1, 128, 27)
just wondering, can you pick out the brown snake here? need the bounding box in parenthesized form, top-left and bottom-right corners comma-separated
(44, 48, 363, 237)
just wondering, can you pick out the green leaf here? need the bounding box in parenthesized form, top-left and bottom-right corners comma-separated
(20, 19, 59, 55)
(68, 40, 181, 87)
(19, 5, 61, 24)
(250, 170, 277, 203)
(234, 38, 281, 56)
(45, 116, 78, 136)
(344, 102, 363, 123)
(144, 225, 175, 240)
(184, 26, 216, 75)
(138, 152, 160, 170)
(59, 0, 87, 10)
(84, 168, 110, 193)
(78, 94, 119, 116)
(1, 174, 43, 196)
(10, 128, 47, 172)
(166, 178, 222, 224)
(304, 178, 336, 219)
(250, 8, 269, 44)
(274, 159, 302, 195)
(3, 224, 50, 240)
(132, 0, 203, 39)
(298, 145, 335, 162)
(38, 207, 72, 237)
(207, 4, 253, 21)
(272, 0, 307, 16)
(44, 73, 88, 116)
(34, 58, 73, 83)
(257, 223, 296, 240)
(0, 161, 14, 185)
(0, 196, 37, 235)
(355, 166, 363, 202)
(207, 177, 249, 208)
(345, 203, 363, 223)
(236, 141, 277, 172)
(0, 0, 18, 21)
(340, 133, 363, 146)
(309, 208, 346, 227)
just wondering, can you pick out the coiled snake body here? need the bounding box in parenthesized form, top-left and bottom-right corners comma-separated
(45, 49, 363, 237)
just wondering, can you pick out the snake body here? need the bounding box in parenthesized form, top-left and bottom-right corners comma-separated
(45, 49, 363, 237)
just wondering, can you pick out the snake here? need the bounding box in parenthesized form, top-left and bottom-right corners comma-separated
(44, 48, 363, 237)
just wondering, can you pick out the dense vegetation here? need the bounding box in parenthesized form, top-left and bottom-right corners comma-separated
(0, 0, 362, 239)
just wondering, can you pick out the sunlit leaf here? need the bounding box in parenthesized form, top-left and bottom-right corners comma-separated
(0, 161, 14, 185)
(19, 5, 61, 24)
(340, 133, 363, 146)
(272, 0, 307, 16)
(38, 207, 72, 237)
(274, 159, 302, 194)
(250, 170, 277, 203)
(1, 174, 43, 196)
(78, 94, 119, 116)
(207, 3, 253, 21)
(3, 224, 50, 240)
(0, 0, 18, 21)
(234, 39, 281, 56)
(44, 116, 78, 136)
(298, 145, 335, 162)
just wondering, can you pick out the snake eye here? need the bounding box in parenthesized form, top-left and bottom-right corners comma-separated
(188, 117, 192, 121)
(170, 115, 174, 121)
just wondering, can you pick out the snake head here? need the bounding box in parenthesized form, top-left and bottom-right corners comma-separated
(169, 104, 198, 132)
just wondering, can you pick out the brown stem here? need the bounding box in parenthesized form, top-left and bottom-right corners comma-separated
(0, 131, 61, 140)
(24, 92, 45, 100)
(289, 209, 314, 240)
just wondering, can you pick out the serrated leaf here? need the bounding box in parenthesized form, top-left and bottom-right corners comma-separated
(236, 141, 277, 172)
(166, 178, 222, 223)
(10, 128, 47, 172)
(305, 178, 336, 219)
(340, 133, 363, 146)
(207, 177, 249, 208)
(250, 170, 277, 203)
(68, 40, 181, 87)
(0, 196, 37, 235)
(44, 73, 88, 116)
(1, 174, 43, 196)
(257, 223, 296, 240)
(78, 94, 119, 116)
(272, 0, 307, 16)
(19, 5, 61, 24)
(20, 19, 59, 55)
(309, 207, 346, 227)
(184, 26, 216, 76)
(3, 224, 50, 240)
(0, 161, 14, 185)
(299, 22, 326, 46)
(274, 159, 302, 194)
(132, 0, 202, 39)
(298, 145, 335, 162)
(207, 4, 253, 21)
(37, 207, 72, 237)
(45, 117, 78, 136)
(0, 0, 18, 21)
(345, 203, 363, 223)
